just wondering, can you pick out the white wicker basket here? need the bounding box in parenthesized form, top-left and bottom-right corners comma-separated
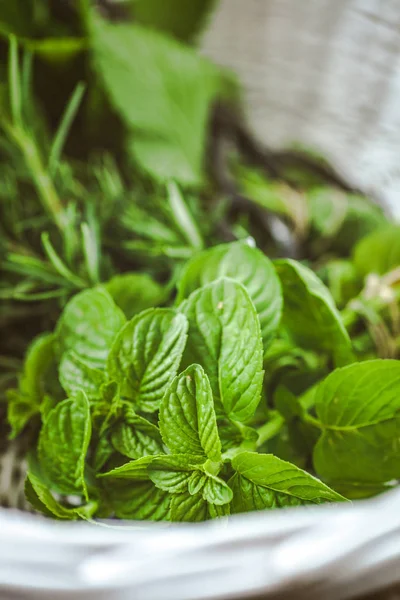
(1, 2, 400, 598)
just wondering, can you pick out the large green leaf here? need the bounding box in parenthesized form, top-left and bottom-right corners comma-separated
(111, 408, 163, 459)
(180, 279, 264, 422)
(169, 490, 230, 522)
(159, 364, 221, 461)
(55, 288, 125, 369)
(59, 351, 105, 401)
(105, 273, 166, 320)
(104, 479, 170, 521)
(133, 0, 218, 42)
(177, 241, 282, 352)
(107, 308, 188, 412)
(230, 451, 345, 513)
(313, 360, 400, 483)
(38, 391, 91, 498)
(7, 333, 55, 438)
(353, 224, 400, 276)
(275, 259, 352, 365)
(91, 18, 220, 184)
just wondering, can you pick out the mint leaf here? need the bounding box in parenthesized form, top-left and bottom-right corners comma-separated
(7, 333, 55, 438)
(38, 391, 91, 498)
(25, 473, 95, 520)
(111, 408, 163, 459)
(105, 273, 166, 320)
(59, 351, 105, 401)
(92, 18, 220, 184)
(177, 241, 282, 352)
(180, 279, 264, 422)
(230, 452, 345, 513)
(104, 479, 171, 521)
(275, 259, 352, 365)
(170, 491, 207, 522)
(202, 474, 233, 505)
(313, 360, 400, 483)
(159, 364, 221, 461)
(99, 455, 161, 480)
(107, 308, 188, 412)
(353, 224, 400, 276)
(55, 288, 125, 369)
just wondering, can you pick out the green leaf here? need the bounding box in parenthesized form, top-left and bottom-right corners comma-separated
(133, 0, 218, 42)
(177, 242, 282, 352)
(107, 308, 188, 413)
(104, 479, 171, 521)
(25, 473, 96, 520)
(159, 364, 221, 461)
(38, 391, 91, 498)
(55, 288, 125, 369)
(313, 360, 400, 483)
(91, 18, 220, 184)
(275, 259, 353, 365)
(230, 451, 345, 513)
(99, 455, 160, 480)
(111, 408, 163, 459)
(170, 490, 208, 522)
(202, 474, 233, 505)
(353, 224, 400, 276)
(7, 333, 55, 438)
(59, 351, 105, 401)
(180, 278, 264, 422)
(105, 273, 166, 320)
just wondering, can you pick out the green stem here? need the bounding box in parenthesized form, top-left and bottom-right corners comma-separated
(256, 411, 284, 448)
(302, 413, 323, 430)
(5, 123, 66, 232)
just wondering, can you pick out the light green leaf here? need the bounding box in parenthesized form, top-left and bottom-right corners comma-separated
(38, 391, 91, 498)
(7, 333, 55, 438)
(148, 454, 205, 493)
(230, 451, 345, 513)
(111, 409, 163, 459)
(202, 474, 233, 505)
(98, 455, 156, 480)
(105, 273, 166, 320)
(353, 224, 400, 276)
(92, 18, 220, 184)
(275, 259, 352, 365)
(25, 473, 96, 520)
(159, 364, 221, 461)
(180, 279, 264, 422)
(55, 287, 125, 369)
(313, 360, 400, 483)
(177, 241, 282, 352)
(107, 308, 188, 413)
(59, 351, 105, 400)
(170, 491, 208, 522)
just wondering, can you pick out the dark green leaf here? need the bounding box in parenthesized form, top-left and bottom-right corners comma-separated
(313, 360, 400, 483)
(105, 479, 171, 521)
(177, 241, 282, 352)
(180, 279, 264, 422)
(170, 490, 208, 522)
(38, 391, 91, 498)
(159, 364, 221, 461)
(55, 288, 125, 369)
(275, 259, 353, 365)
(107, 308, 188, 413)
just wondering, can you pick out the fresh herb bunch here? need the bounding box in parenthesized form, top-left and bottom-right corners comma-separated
(8, 239, 400, 521)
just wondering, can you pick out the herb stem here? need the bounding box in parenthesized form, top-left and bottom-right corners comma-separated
(256, 411, 284, 447)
